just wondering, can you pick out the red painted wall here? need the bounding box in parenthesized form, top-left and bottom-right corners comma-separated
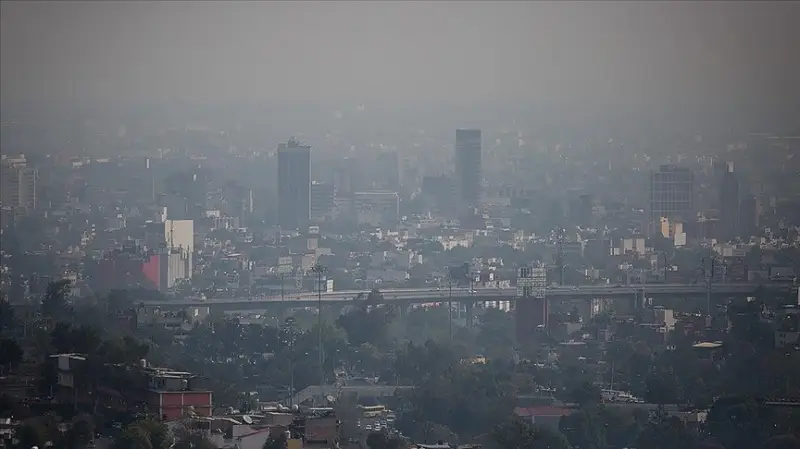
(142, 254, 160, 290)
(149, 391, 213, 421)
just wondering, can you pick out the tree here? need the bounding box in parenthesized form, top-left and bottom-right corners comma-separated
(706, 397, 774, 449)
(115, 425, 154, 449)
(136, 419, 171, 449)
(491, 419, 569, 449)
(262, 432, 288, 449)
(0, 298, 15, 333)
(69, 325, 102, 354)
(600, 407, 645, 449)
(15, 421, 49, 449)
(67, 417, 95, 448)
(0, 338, 23, 374)
(41, 279, 73, 320)
(559, 408, 606, 449)
(175, 435, 217, 449)
(697, 439, 726, 449)
(762, 435, 800, 449)
(570, 381, 602, 407)
(366, 431, 405, 449)
(635, 407, 699, 449)
(411, 422, 457, 446)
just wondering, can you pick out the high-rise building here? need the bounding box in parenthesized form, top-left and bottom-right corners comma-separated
(515, 264, 548, 343)
(739, 194, 759, 239)
(649, 165, 694, 237)
(1, 164, 37, 212)
(144, 219, 194, 289)
(421, 174, 458, 217)
(376, 150, 400, 190)
(455, 129, 482, 207)
(277, 137, 312, 229)
(310, 181, 335, 222)
(353, 191, 400, 227)
(333, 162, 354, 198)
(719, 161, 740, 241)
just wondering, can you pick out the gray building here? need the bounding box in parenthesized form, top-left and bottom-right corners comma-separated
(455, 129, 482, 207)
(277, 137, 311, 230)
(719, 162, 740, 241)
(649, 165, 694, 237)
(1, 164, 37, 211)
(310, 181, 335, 222)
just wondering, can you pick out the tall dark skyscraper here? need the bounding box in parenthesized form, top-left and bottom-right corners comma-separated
(455, 129, 482, 207)
(277, 137, 311, 230)
(719, 161, 740, 241)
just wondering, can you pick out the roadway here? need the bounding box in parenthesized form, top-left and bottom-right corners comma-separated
(141, 283, 788, 309)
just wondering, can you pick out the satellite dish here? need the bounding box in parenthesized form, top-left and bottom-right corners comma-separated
(326, 395, 336, 403)
(242, 415, 253, 424)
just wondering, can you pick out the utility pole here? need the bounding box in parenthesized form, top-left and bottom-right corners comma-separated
(659, 252, 668, 282)
(284, 317, 296, 409)
(280, 273, 285, 322)
(468, 274, 475, 328)
(556, 228, 566, 286)
(701, 257, 716, 322)
(311, 263, 327, 388)
(448, 277, 453, 343)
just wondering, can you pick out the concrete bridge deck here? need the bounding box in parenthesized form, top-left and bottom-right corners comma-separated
(141, 283, 793, 310)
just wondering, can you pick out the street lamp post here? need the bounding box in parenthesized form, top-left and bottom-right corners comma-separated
(311, 263, 327, 387)
(701, 257, 724, 320)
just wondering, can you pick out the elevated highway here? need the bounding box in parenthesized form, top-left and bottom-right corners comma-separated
(141, 283, 791, 310)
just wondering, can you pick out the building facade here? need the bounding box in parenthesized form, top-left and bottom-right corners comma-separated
(278, 138, 312, 230)
(353, 191, 400, 227)
(516, 265, 548, 342)
(649, 165, 694, 237)
(455, 129, 482, 208)
(719, 161, 740, 241)
(1, 164, 37, 212)
(310, 181, 335, 222)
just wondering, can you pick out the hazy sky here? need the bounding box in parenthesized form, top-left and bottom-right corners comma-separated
(2, 1, 799, 113)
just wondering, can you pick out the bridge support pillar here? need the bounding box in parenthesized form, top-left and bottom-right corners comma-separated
(628, 291, 646, 313)
(515, 297, 548, 344)
(466, 301, 475, 328)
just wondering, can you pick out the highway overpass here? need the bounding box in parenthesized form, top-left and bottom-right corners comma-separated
(291, 385, 413, 405)
(140, 283, 792, 310)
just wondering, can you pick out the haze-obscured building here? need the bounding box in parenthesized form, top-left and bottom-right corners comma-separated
(649, 165, 694, 237)
(1, 163, 37, 212)
(719, 161, 740, 241)
(311, 181, 335, 222)
(278, 137, 312, 230)
(354, 191, 400, 227)
(455, 129, 482, 209)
